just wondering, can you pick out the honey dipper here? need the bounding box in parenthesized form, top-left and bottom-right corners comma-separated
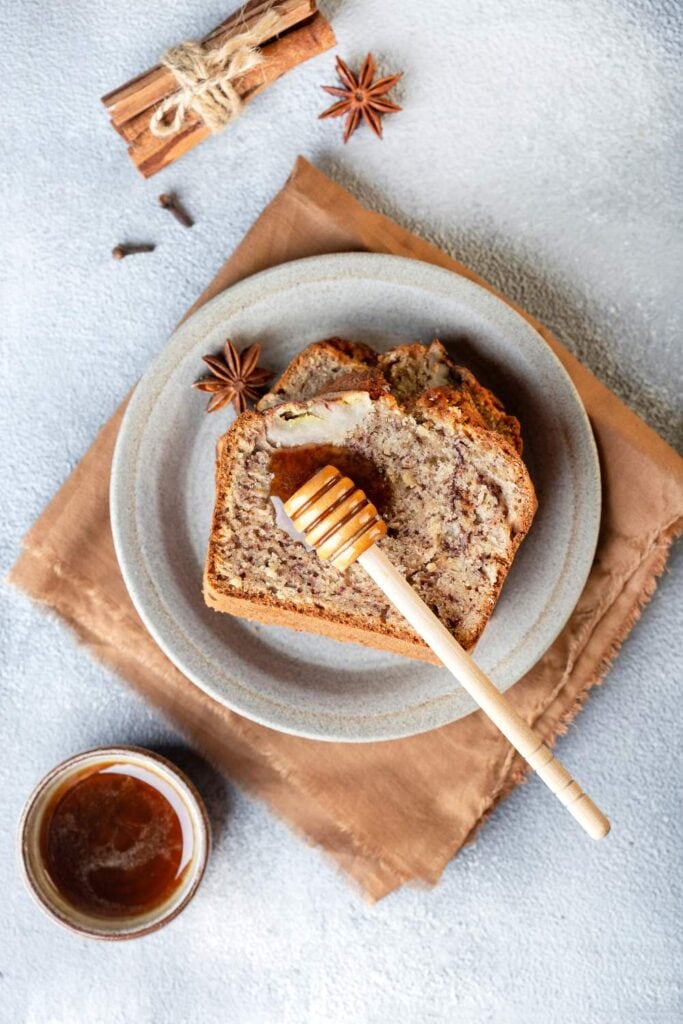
(283, 465, 610, 840)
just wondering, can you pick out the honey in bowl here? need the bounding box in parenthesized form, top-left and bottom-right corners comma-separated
(39, 761, 195, 920)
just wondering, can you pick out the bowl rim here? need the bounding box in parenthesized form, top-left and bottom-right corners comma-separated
(19, 745, 211, 940)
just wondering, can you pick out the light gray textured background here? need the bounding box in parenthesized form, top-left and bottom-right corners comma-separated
(1, 1, 682, 1022)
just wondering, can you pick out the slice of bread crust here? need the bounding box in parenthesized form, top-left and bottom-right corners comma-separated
(204, 340, 537, 663)
(256, 338, 377, 412)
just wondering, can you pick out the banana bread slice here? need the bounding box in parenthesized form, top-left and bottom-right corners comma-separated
(378, 340, 523, 453)
(204, 345, 536, 663)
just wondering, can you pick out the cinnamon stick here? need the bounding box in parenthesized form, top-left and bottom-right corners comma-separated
(106, 12, 334, 178)
(101, 0, 334, 177)
(127, 16, 333, 170)
(103, 0, 315, 128)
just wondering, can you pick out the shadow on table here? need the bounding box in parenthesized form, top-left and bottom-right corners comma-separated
(315, 153, 682, 451)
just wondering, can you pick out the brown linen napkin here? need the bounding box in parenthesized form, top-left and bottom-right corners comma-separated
(10, 157, 683, 900)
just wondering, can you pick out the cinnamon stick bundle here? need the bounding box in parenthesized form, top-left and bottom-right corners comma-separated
(102, 0, 335, 178)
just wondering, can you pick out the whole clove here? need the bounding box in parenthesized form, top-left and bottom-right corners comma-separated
(112, 243, 156, 260)
(159, 194, 194, 228)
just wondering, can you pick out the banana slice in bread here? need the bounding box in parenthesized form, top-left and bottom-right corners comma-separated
(204, 340, 536, 663)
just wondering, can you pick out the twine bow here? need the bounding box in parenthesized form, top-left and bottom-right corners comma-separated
(150, 10, 281, 137)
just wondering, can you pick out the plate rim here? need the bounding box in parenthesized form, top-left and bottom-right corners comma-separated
(110, 252, 601, 742)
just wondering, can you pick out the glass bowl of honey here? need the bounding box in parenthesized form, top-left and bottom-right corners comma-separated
(19, 747, 210, 939)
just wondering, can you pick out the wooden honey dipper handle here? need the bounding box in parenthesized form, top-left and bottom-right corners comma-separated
(283, 466, 610, 840)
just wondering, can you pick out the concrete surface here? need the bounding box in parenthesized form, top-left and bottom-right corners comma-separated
(1, 1, 682, 1022)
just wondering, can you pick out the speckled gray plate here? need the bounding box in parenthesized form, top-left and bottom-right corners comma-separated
(111, 253, 600, 743)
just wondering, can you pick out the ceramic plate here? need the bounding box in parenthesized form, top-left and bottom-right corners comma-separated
(111, 254, 600, 742)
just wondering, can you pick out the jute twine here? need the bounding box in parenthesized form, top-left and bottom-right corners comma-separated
(150, 9, 281, 137)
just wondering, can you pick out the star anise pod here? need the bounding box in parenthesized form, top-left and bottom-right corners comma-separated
(319, 53, 402, 143)
(193, 339, 274, 414)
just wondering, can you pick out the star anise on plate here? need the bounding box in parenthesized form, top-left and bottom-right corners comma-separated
(319, 53, 402, 143)
(193, 339, 274, 414)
